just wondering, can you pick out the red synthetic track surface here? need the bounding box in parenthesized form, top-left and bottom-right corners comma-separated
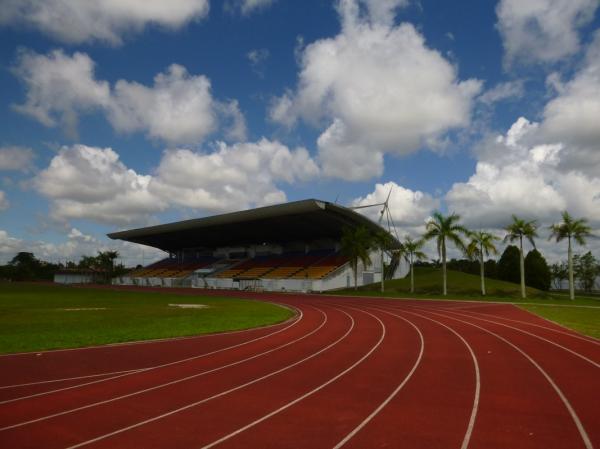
(1, 287, 598, 449)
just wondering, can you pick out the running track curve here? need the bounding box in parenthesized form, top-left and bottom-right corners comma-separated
(0, 287, 598, 449)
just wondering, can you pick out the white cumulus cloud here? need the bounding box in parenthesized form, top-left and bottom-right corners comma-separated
(0, 0, 209, 45)
(496, 0, 598, 66)
(12, 50, 110, 139)
(271, 0, 481, 180)
(12, 50, 247, 145)
(541, 32, 600, 175)
(151, 138, 319, 213)
(0, 227, 167, 266)
(352, 181, 439, 227)
(34, 140, 319, 226)
(446, 117, 600, 228)
(35, 145, 166, 226)
(0, 230, 22, 258)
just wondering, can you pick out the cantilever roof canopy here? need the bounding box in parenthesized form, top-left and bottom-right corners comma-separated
(108, 199, 399, 253)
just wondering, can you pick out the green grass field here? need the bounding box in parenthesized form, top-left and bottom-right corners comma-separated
(330, 267, 600, 338)
(0, 283, 294, 354)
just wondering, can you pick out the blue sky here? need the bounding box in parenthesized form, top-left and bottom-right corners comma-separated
(1, 0, 599, 265)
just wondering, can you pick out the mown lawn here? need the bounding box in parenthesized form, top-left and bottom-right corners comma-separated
(520, 304, 600, 339)
(329, 268, 600, 338)
(0, 282, 293, 354)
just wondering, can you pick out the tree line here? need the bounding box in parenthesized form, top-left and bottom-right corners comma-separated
(0, 251, 125, 283)
(341, 210, 598, 299)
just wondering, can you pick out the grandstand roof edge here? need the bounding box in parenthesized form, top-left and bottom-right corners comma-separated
(107, 199, 398, 252)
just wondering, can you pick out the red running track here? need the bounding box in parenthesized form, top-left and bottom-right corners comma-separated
(0, 287, 598, 449)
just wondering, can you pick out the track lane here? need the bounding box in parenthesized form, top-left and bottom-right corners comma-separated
(208, 304, 423, 449)
(0, 304, 320, 431)
(336, 304, 479, 449)
(410, 306, 594, 449)
(0, 305, 353, 449)
(62, 304, 375, 449)
(439, 308, 599, 367)
(452, 307, 600, 350)
(427, 307, 599, 448)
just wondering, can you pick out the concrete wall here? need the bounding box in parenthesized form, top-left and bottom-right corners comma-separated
(54, 273, 95, 284)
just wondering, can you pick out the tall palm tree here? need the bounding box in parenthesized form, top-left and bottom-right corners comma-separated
(504, 215, 538, 299)
(423, 212, 469, 296)
(340, 226, 374, 290)
(467, 231, 500, 296)
(401, 236, 427, 294)
(372, 230, 395, 292)
(97, 250, 120, 282)
(549, 211, 592, 300)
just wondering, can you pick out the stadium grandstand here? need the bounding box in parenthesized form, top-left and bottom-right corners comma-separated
(108, 199, 407, 292)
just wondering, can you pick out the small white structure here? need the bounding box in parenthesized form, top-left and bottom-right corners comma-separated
(54, 269, 102, 285)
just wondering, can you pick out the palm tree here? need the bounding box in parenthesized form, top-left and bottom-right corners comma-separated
(549, 211, 592, 300)
(372, 230, 396, 292)
(401, 236, 427, 294)
(97, 250, 120, 282)
(423, 212, 469, 296)
(504, 215, 538, 299)
(340, 226, 374, 290)
(467, 231, 500, 296)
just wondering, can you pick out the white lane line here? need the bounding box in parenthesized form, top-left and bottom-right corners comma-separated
(1, 308, 328, 431)
(423, 308, 594, 449)
(333, 299, 480, 449)
(332, 307, 425, 449)
(198, 307, 385, 449)
(0, 302, 298, 358)
(0, 369, 143, 390)
(452, 309, 600, 345)
(0, 305, 304, 405)
(63, 307, 356, 449)
(374, 305, 480, 449)
(440, 309, 600, 369)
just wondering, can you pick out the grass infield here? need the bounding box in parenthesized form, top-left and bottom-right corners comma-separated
(0, 282, 294, 354)
(330, 268, 600, 339)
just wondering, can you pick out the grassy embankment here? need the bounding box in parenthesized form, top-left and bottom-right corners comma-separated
(331, 267, 600, 338)
(0, 282, 293, 354)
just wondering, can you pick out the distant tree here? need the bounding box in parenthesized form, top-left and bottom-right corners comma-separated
(467, 231, 500, 296)
(446, 258, 479, 275)
(6, 252, 58, 281)
(400, 236, 427, 294)
(573, 252, 599, 293)
(423, 212, 469, 296)
(525, 249, 551, 291)
(78, 255, 98, 269)
(497, 245, 521, 284)
(9, 252, 40, 281)
(504, 215, 539, 299)
(340, 226, 374, 290)
(484, 259, 498, 279)
(549, 211, 592, 300)
(550, 262, 569, 290)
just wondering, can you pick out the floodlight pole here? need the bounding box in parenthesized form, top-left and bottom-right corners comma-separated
(379, 187, 392, 293)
